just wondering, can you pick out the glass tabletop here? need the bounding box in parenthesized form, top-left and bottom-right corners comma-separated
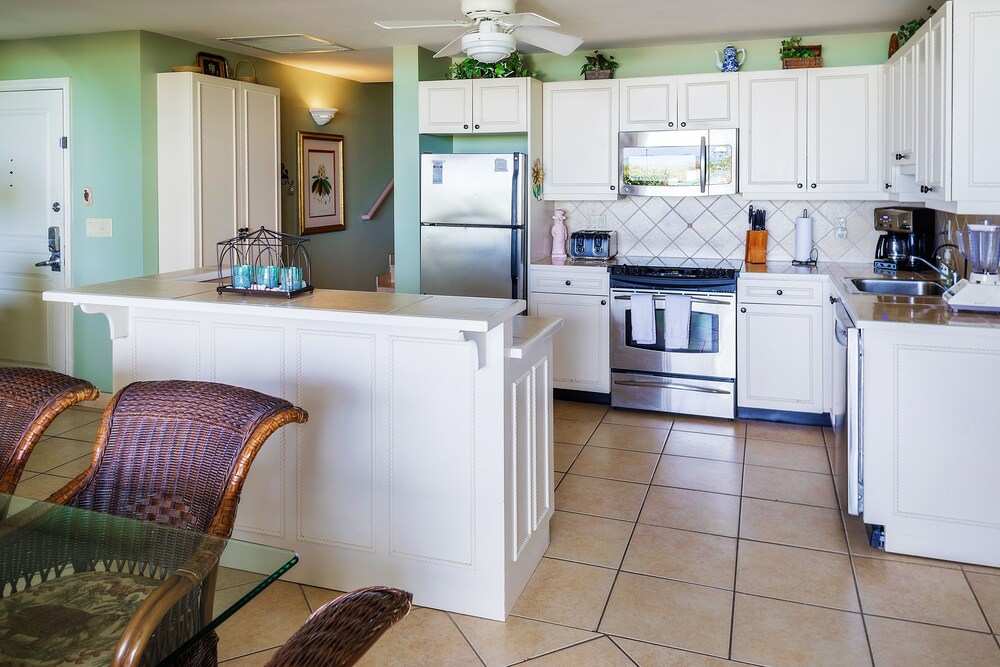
(0, 494, 297, 666)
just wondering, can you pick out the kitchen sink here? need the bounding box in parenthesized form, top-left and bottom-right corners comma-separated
(847, 278, 947, 296)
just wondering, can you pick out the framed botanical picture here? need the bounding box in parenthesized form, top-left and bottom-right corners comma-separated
(298, 132, 345, 234)
(196, 51, 229, 78)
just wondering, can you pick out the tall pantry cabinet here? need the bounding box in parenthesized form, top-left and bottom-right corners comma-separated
(157, 72, 280, 273)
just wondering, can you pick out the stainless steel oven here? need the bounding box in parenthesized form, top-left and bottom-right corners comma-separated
(610, 259, 740, 419)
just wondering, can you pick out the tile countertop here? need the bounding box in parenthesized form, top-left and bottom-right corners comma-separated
(743, 261, 1000, 330)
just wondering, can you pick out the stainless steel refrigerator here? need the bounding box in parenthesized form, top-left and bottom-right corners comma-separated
(420, 153, 526, 300)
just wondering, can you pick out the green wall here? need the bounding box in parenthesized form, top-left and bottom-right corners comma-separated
(0, 31, 394, 391)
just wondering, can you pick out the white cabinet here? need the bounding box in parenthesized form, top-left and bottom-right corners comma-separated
(542, 80, 619, 201)
(419, 79, 528, 134)
(528, 265, 610, 393)
(737, 278, 825, 413)
(157, 73, 280, 273)
(914, 5, 951, 203)
(619, 74, 738, 131)
(739, 67, 881, 198)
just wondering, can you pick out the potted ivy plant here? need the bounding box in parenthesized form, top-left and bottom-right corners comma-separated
(447, 52, 533, 79)
(580, 50, 619, 80)
(779, 37, 822, 69)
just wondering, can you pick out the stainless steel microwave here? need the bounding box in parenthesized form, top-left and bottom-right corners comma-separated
(619, 129, 738, 197)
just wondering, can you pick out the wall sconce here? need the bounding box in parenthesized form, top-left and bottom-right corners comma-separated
(280, 163, 294, 195)
(309, 108, 338, 126)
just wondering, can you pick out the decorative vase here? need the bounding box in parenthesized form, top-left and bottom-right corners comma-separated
(714, 44, 746, 72)
(551, 209, 568, 260)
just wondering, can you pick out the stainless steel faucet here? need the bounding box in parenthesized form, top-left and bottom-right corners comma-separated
(909, 255, 959, 286)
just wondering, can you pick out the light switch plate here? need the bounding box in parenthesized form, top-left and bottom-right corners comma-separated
(86, 217, 112, 237)
(834, 216, 848, 240)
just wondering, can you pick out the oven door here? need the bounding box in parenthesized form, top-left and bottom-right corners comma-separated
(610, 288, 736, 379)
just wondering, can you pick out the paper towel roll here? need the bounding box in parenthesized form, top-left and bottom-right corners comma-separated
(794, 217, 814, 262)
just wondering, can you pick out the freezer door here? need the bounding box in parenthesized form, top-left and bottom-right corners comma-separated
(421, 225, 523, 299)
(421, 153, 525, 226)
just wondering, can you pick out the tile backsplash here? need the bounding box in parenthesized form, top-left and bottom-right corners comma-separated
(554, 196, 886, 263)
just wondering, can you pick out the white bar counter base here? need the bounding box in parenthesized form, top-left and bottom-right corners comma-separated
(44, 270, 562, 620)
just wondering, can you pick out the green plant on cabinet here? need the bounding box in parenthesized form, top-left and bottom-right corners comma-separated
(447, 52, 534, 79)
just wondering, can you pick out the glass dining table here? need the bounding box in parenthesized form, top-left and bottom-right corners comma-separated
(0, 493, 298, 666)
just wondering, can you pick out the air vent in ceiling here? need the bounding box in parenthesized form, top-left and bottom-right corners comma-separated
(218, 34, 350, 54)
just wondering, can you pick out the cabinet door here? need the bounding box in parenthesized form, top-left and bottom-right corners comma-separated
(473, 78, 527, 133)
(543, 80, 619, 200)
(923, 8, 951, 202)
(196, 77, 240, 269)
(896, 50, 916, 166)
(419, 81, 473, 134)
(737, 302, 823, 412)
(677, 73, 739, 128)
(528, 292, 610, 393)
(807, 66, 881, 195)
(619, 76, 677, 131)
(239, 82, 280, 238)
(739, 71, 807, 195)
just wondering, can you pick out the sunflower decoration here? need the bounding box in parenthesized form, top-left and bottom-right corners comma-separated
(531, 159, 543, 201)
(311, 163, 332, 203)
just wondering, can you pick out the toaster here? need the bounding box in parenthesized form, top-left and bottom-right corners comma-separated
(569, 231, 617, 259)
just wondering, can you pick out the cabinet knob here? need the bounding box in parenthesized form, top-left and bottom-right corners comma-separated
(463, 124, 469, 129)
(610, 185, 616, 191)
(830, 295, 839, 304)
(810, 183, 817, 189)
(601, 299, 607, 306)
(565, 280, 571, 286)
(776, 289, 783, 296)
(885, 183, 892, 190)
(680, 121, 687, 127)
(896, 153, 904, 161)
(740, 307, 747, 313)
(797, 183, 804, 189)
(474, 124, 480, 129)
(668, 122, 674, 128)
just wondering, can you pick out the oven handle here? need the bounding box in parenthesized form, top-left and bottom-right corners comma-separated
(613, 294, 731, 306)
(614, 379, 731, 395)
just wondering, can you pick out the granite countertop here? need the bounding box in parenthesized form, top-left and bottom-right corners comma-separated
(530, 257, 615, 269)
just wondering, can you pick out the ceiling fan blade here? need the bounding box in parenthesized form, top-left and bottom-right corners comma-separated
(375, 19, 471, 29)
(513, 26, 583, 56)
(501, 12, 559, 28)
(434, 33, 469, 58)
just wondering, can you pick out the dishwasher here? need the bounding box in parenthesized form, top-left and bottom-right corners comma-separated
(831, 297, 863, 516)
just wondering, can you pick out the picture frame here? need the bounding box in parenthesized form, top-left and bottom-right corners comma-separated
(196, 51, 229, 78)
(298, 132, 345, 234)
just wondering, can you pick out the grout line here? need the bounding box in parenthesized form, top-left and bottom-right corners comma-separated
(962, 569, 998, 636)
(728, 425, 747, 661)
(443, 610, 488, 666)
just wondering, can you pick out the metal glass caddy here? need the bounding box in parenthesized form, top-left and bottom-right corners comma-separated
(216, 226, 315, 299)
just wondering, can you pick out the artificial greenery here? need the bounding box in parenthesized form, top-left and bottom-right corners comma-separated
(897, 5, 937, 45)
(447, 52, 533, 79)
(779, 37, 817, 59)
(580, 50, 620, 75)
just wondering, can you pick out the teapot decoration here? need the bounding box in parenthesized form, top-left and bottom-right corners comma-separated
(715, 43, 746, 72)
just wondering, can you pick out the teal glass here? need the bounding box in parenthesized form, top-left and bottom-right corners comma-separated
(260, 265, 280, 289)
(232, 264, 253, 289)
(281, 266, 303, 291)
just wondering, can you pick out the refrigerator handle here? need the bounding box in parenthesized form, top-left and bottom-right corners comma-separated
(510, 154, 521, 300)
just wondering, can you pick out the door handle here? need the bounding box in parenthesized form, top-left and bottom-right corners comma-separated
(35, 226, 62, 272)
(614, 379, 731, 395)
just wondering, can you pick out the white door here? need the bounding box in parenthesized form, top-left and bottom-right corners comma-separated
(528, 291, 610, 392)
(0, 83, 69, 372)
(739, 71, 808, 195)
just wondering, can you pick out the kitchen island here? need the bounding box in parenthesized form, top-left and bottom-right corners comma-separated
(44, 271, 561, 620)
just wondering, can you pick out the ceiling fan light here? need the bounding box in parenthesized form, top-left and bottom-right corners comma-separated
(461, 31, 515, 63)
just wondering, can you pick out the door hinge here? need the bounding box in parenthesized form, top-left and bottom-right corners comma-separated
(59, 137, 68, 149)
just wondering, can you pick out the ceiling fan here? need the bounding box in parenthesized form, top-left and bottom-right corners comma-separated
(375, 0, 583, 64)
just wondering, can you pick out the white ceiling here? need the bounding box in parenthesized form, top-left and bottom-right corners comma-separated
(3, 0, 933, 83)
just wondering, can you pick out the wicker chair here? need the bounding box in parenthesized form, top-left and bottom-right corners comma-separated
(0, 379, 307, 667)
(0, 367, 100, 497)
(264, 587, 412, 667)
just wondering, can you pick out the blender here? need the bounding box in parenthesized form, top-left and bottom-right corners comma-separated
(943, 223, 1000, 312)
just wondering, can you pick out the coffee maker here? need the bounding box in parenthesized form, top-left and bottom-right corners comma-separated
(873, 207, 936, 272)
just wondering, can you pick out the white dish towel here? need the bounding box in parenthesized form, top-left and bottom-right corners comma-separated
(663, 294, 692, 350)
(630, 293, 656, 344)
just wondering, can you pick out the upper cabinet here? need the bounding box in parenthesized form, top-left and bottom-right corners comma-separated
(157, 73, 280, 273)
(620, 73, 739, 131)
(543, 80, 620, 201)
(739, 66, 881, 198)
(419, 79, 528, 134)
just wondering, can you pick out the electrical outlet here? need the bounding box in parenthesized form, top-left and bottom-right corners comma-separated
(589, 214, 606, 230)
(834, 216, 848, 240)
(86, 217, 112, 237)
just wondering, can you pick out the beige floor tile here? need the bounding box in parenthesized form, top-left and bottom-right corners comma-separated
(740, 498, 847, 553)
(554, 474, 647, 522)
(53, 421, 101, 443)
(735, 540, 859, 611)
(546, 510, 634, 568)
(520, 636, 633, 666)
(746, 420, 825, 446)
(842, 513, 960, 568)
(602, 407, 674, 429)
(45, 408, 102, 437)
(600, 572, 732, 657)
(554, 400, 610, 422)
(451, 613, 599, 667)
(663, 430, 744, 463)
(554, 418, 599, 445)
(967, 572, 1000, 633)
(355, 607, 483, 667)
(23, 436, 93, 473)
(742, 465, 839, 509)
(13, 472, 73, 500)
(554, 443, 583, 473)
(568, 446, 659, 484)
(671, 415, 747, 437)
(511, 558, 616, 631)
(653, 454, 743, 495)
(622, 523, 736, 590)
(46, 454, 92, 478)
(744, 438, 831, 474)
(216, 566, 272, 591)
(731, 594, 871, 667)
(216, 581, 311, 660)
(218, 649, 279, 666)
(853, 557, 989, 631)
(299, 585, 347, 612)
(587, 423, 669, 453)
(554, 472, 565, 488)
(612, 637, 745, 666)
(866, 616, 1000, 667)
(963, 563, 1000, 575)
(640, 485, 741, 538)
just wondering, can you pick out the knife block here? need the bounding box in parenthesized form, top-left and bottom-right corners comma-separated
(745, 230, 768, 264)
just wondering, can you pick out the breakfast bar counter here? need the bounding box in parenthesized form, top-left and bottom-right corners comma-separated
(44, 272, 561, 620)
